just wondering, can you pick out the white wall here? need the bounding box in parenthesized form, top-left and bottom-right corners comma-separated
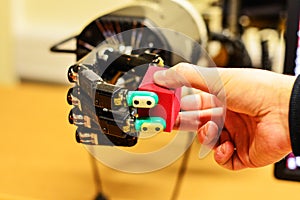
(12, 0, 133, 83)
(0, 0, 18, 85)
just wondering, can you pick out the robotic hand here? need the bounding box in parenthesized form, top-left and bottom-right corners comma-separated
(67, 49, 180, 147)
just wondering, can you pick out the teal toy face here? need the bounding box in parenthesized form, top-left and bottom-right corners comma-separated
(127, 91, 158, 108)
(135, 117, 166, 134)
(140, 122, 164, 134)
(132, 96, 156, 108)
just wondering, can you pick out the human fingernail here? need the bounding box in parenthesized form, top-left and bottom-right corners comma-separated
(219, 143, 226, 154)
(153, 70, 165, 83)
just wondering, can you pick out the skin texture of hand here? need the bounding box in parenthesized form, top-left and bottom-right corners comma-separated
(153, 62, 296, 170)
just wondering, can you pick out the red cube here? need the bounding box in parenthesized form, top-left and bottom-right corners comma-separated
(137, 65, 181, 132)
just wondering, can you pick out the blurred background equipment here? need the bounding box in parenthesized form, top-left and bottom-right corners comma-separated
(6, 0, 291, 84)
(13, 0, 208, 83)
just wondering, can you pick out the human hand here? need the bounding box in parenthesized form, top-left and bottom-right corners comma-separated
(153, 62, 296, 170)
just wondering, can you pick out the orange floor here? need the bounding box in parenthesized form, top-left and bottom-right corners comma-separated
(0, 82, 299, 200)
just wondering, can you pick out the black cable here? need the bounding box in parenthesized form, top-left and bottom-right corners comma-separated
(170, 143, 193, 200)
(89, 152, 108, 200)
(50, 35, 77, 54)
(261, 40, 272, 71)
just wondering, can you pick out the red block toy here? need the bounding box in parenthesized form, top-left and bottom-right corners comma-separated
(137, 65, 181, 132)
